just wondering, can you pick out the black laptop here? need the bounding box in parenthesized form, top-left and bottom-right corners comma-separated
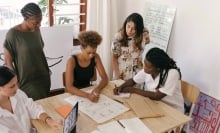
(63, 102, 78, 133)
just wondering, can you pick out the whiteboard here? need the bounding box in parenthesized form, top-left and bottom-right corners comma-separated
(143, 2, 176, 51)
(41, 26, 73, 89)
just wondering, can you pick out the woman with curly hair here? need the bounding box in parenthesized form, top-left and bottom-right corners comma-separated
(65, 31, 108, 102)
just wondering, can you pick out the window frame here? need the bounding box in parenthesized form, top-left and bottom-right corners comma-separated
(48, 0, 87, 31)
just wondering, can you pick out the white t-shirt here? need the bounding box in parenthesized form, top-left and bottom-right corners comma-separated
(0, 89, 45, 133)
(133, 69, 184, 113)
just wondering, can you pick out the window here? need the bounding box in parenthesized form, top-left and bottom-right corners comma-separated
(0, 0, 87, 33)
(45, 0, 87, 34)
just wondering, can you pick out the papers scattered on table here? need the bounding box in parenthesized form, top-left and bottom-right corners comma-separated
(127, 94, 164, 118)
(92, 117, 152, 133)
(110, 79, 125, 86)
(65, 92, 129, 123)
(114, 92, 131, 98)
(110, 80, 130, 98)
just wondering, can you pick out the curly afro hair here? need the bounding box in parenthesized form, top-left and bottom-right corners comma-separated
(78, 30, 102, 48)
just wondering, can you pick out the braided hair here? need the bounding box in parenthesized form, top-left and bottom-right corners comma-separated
(21, 3, 42, 19)
(145, 47, 181, 89)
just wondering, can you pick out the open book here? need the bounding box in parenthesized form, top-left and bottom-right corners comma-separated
(92, 117, 152, 133)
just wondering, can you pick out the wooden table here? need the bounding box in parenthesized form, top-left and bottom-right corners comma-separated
(32, 81, 191, 133)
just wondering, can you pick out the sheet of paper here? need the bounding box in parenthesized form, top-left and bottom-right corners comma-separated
(111, 80, 130, 98)
(110, 79, 125, 86)
(114, 93, 131, 98)
(65, 92, 129, 123)
(97, 121, 126, 133)
(120, 117, 152, 133)
(90, 130, 101, 133)
(96, 117, 152, 133)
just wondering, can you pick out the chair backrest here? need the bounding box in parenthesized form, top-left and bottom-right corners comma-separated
(63, 72, 66, 87)
(181, 80, 200, 132)
(73, 38, 80, 46)
(181, 80, 200, 104)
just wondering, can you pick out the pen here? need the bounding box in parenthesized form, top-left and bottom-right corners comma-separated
(117, 120, 125, 128)
(115, 84, 121, 94)
(113, 99, 124, 104)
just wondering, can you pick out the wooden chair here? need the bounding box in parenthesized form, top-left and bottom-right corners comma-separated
(181, 80, 200, 133)
(73, 38, 80, 46)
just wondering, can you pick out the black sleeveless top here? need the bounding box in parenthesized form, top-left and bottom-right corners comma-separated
(73, 55, 95, 88)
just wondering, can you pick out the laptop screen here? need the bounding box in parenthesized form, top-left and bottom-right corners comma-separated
(63, 102, 78, 133)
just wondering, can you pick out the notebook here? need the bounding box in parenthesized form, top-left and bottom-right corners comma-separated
(55, 104, 72, 118)
(63, 102, 78, 133)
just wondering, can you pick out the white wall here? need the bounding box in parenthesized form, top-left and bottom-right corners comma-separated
(0, 26, 73, 90)
(114, 0, 220, 100)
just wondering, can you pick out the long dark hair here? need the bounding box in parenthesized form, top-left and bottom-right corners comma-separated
(145, 48, 181, 89)
(120, 13, 144, 50)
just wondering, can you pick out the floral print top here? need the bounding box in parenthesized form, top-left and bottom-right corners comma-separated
(112, 32, 146, 80)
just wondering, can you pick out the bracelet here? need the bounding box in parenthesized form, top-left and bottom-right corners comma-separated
(45, 116, 52, 123)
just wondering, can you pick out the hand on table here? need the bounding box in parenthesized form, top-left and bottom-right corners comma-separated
(46, 118, 63, 130)
(87, 89, 100, 102)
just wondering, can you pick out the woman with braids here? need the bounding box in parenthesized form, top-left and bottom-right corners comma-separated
(114, 47, 184, 112)
(111, 12, 150, 80)
(65, 31, 108, 103)
(0, 66, 62, 133)
(3, 3, 51, 100)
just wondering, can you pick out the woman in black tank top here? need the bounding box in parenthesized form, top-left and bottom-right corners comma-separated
(73, 55, 95, 88)
(65, 31, 108, 102)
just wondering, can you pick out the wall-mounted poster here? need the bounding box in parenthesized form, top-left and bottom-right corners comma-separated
(190, 92, 220, 133)
(143, 2, 176, 51)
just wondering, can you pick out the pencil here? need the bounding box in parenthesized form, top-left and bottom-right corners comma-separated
(113, 99, 124, 104)
(117, 120, 125, 128)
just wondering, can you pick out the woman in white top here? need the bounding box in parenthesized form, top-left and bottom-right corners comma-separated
(114, 47, 184, 113)
(0, 66, 62, 133)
